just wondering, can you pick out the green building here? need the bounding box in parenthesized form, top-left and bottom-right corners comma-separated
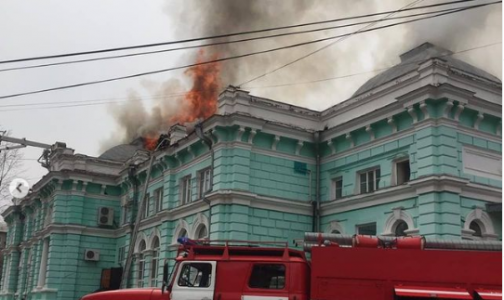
(0, 43, 501, 300)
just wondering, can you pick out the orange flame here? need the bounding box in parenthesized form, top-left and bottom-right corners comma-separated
(143, 135, 158, 151)
(171, 50, 221, 124)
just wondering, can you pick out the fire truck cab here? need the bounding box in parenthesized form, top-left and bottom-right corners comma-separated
(165, 239, 309, 300)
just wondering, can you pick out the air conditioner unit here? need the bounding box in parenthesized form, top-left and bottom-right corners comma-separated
(84, 249, 100, 261)
(97, 206, 114, 226)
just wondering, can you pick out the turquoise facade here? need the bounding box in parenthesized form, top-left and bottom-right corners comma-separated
(0, 44, 501, 300)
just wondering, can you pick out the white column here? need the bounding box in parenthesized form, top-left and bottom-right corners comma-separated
(37, 238, 49, 289)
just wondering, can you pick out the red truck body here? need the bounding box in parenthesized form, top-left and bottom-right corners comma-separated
(81, 236, 502, 300)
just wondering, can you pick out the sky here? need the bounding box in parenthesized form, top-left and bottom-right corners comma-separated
(0, 0, 501, 189)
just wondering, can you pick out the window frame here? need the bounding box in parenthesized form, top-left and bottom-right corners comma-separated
(180, 176, 192, 205)
(141, 193, 150, 220)
(150, 238, 160, 286)
(332, 176, 343, 200)
(177, 262, 213, 288)
(198, 168, 212, 199)
(137, 240, 147, 287)
(358, 167, 381, 194)
(394, 158, 411, 185)
(356, 222, 377, 236)
(154, 188, 163, 213)
(248, 263, 287, 290)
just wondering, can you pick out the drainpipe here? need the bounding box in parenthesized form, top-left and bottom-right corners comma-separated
(314, 131, 321, 232)
(195, 123, 215, 237)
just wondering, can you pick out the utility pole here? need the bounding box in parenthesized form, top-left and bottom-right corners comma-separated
(121, 136, 169, 289)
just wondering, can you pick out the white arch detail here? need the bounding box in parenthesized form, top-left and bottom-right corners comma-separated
(135, 232, 148, 253)
(148, 228, 162, 249)
(326, 221, 345, 234)
(172, 219, 190, 244)
(382, 208, 418, 236)
(191, 213, 210, 239)
(462, 208, 497, 240)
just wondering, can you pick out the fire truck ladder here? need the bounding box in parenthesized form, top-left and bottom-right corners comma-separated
(0, 134, 57, 170)
(121, 136, 169, 288)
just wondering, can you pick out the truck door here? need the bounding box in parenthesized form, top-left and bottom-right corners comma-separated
(171, 261, 216, 300)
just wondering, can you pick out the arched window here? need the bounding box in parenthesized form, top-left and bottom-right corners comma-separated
(150, 237, 160, 286)
(178, 229, 187, 239)
(394, 221, 408, 237)
(331, 230, 341, 234)
(469, 221, 482, 238)
(137, 240, 146, 287)
(196, 225, 208, 240)
(462, 208, 497, 240)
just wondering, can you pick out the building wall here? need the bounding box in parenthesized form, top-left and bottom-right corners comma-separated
(0, 87, 501, 299)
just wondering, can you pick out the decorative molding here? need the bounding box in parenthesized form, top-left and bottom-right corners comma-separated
(248, 129, 257, 144)
(326, 221, 345, 234)
(462, 144, 502, 181)
(172, 219, 190, 243)
(327, 140, 336, 155)
(474, 112, 484, 129)
(236, 126, 245, 141)
(462, 208, 498, 240)
(190, 213, 210, 239)
(345, 133, 354, 148)
(295, 141, 304, 155)
(419, 100, 429, 119)
(271, 136, 281, 151)
(454, 103, 465, 121)
(186, 145, 194, 159)
(387, 117, 397, 133)
(407, 106, 418, 123)
(444, 99, 454, 118)
(381, 208, 418, 236)
(365, 125, 375, 141)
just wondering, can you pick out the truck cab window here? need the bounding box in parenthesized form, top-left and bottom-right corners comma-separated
(249, 264, 286, 289)
(178, 263, 212, 288)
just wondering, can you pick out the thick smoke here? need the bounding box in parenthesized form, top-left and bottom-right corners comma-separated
(164, 0, 500, 106)
(101, 0, 501, 151)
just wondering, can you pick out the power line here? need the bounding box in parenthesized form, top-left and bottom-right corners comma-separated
(246, 41, 502, 90)
(0, 0, 481, 66)
(0, 2, 499, 101)
(239, 0, 425, 86)
(0, 4, 474, 73)
(0, 41, 499, 113)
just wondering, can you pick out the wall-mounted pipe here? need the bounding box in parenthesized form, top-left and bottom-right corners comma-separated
(196, 123, 215, 238)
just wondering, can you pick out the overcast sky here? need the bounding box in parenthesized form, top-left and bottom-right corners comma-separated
(0, 0, 501, 188)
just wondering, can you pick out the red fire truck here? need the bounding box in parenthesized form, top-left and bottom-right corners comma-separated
(81, 234, 502, 300)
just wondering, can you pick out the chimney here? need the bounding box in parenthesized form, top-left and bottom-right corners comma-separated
(169, 124, 187, 143)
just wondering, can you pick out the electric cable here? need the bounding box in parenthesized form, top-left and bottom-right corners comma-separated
(0, 2, 499, 101)
(0, 4, 478, 73)
(0, 0, 482, 65)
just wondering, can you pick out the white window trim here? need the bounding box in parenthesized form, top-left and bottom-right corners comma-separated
(150, 237, 160, 286)
(357, 167, 381, 194)
(462, 208, 497, 240)
(136, 240, 147, 288)
(142, 193, 150, 220)
(381, 208, 419, 236)
(392, 158, 411, 186)
(326, 221, 345, 234)
(172, 219, 190, 245)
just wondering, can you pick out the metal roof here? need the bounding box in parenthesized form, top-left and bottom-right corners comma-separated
(353, 42, 501, 97)
(99, 143, 143, 162)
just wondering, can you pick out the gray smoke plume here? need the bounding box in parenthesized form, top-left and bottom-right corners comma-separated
(164, 0, 501, 107)
(101, 0, 501, 152)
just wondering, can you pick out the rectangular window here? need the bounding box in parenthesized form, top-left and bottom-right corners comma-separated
(396, 159, 411, 185)
(118, 246, 127, 264)
(122, 206, 129, 225)
(154, 188, 163, 213)
(178, 263, 212, 288)
(357, 223, 377, 235)
(181, 176, 192, 205)
(141, 193, 150, 220)
(249, 264, 286, 289)
(359, 168, 380, 194)
(198, 168, 212, 198)
(333, 177, 343, 200)
(138, 255, 145, 287)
